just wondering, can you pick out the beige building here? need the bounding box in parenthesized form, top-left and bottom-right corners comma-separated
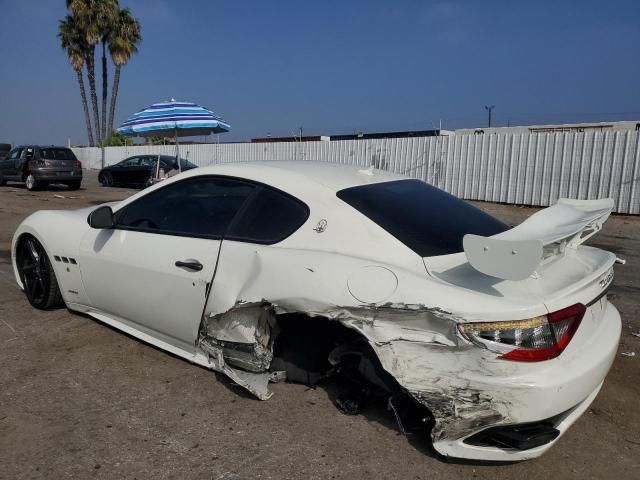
(455, 120, 640, 135)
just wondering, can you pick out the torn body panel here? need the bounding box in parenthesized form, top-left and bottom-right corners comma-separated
(198, 303, 277, 399)
(192, 236, 620, 461)
(194, 235, 515, 447)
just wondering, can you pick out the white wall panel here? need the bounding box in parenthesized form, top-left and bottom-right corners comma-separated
(72, 130, 640, 214)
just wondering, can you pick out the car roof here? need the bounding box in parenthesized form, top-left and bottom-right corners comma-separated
(17, 145, 72, 149)
(121, 154, 184, 160)
(190, 161, 408, 193)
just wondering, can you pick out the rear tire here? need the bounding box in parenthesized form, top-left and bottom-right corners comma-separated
(16, 236, 63, 309)
(67, 180, 81, 190)
(99, 171, 113, 187)
(24, 173, 39, 191)
(0, 176, 6, 186)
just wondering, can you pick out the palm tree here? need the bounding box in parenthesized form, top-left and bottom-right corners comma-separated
(58, 15, 94, 146)
(66, 0, 118, 145)
(107, 8, 141, 134)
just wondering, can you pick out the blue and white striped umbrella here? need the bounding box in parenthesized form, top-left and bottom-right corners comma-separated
(116, 99, 231, 138)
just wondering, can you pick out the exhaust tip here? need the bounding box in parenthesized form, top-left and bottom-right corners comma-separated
(464, 422, 560, 451)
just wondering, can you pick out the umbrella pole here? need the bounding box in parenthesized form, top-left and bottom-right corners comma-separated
(175, 127, 181, 173)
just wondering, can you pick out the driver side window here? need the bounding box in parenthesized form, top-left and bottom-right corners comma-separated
(120, 157, 141, 167)
(116, 176, 256, 238)
(7, 148, 22, 160)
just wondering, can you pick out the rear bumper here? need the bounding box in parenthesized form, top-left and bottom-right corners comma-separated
(368, 300, 621, 461)
(434, 381, 604, 461)
(431, 300, 620, 461)
(32, 170, 82, 182)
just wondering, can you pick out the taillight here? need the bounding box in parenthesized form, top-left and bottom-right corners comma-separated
(458, 303, 586, 362)
(74, 160, 82, 169)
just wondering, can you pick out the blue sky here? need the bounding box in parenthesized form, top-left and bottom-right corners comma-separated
(0, 0, 639, 145)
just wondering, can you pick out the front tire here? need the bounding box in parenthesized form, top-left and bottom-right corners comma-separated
(25, 173, 39, 191)
(16, 236, 63, 309)
(98, 171, 113, 187)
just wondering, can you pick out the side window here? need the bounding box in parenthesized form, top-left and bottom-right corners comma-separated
(121, 157, 141, 167)
(7, 148, 22, 160)
(227, 187, 309, 244)
(117, 177, 255, 237)
(139, 156, 155, 167)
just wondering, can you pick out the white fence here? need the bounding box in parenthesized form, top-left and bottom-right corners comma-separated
(73, 130, 640, 214)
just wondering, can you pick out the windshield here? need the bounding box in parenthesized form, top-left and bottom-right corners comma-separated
(337, 179, 509, 257)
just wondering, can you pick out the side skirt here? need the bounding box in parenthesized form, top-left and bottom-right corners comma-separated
(67, 302, 209, 367)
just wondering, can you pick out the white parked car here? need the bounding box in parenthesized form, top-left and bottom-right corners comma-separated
(11, 161, 621, 461)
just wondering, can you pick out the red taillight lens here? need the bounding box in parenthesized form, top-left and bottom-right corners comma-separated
(74, 160, 82, 169)
(458, 303, 586, 362)
(547, 303, 586, 350)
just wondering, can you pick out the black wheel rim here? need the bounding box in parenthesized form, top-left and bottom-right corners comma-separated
(100, 172, 112, 186)
(17, 238, 50, 305)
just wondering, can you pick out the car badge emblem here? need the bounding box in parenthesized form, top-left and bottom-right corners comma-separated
(314, 219, 328, 233)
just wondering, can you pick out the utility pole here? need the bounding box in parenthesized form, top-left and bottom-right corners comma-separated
(485, 105, 495, 127)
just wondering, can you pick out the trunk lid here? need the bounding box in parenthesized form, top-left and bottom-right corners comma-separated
(424, 198, 617, 315)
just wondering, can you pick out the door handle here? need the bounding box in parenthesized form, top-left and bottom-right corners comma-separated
(175, 260, 203, 271)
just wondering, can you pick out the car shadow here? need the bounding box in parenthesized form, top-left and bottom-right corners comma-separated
(0, 247, 11, 266)
(316, 375, 442, 459)
(37, 306, 515, 465)
(5, 182, 84, 192)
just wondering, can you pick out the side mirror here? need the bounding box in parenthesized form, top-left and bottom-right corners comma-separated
(88, 205, 115, 229)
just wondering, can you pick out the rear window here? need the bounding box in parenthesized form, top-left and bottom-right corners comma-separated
(40, 148, 77, 161)
(336, 179, 508, 257)
(227, 187, 309, 244)
(160, 158, 198, 170)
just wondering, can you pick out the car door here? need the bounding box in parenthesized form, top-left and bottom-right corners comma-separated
(109, 157, 137, 184)
(132, 156, 155, 184)
(78, 175, 257, 350)
(1, 147, 22, 177)
(121, 156, 142, 184)
(20, 147, 35, 174)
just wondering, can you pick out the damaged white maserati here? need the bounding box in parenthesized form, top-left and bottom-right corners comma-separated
(12, 161, 622, 461)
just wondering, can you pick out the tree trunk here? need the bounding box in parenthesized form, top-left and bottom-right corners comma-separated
(76, 69, 94, 147)
(108, 65, 121, 135)
(86, 47, 101, 145)
(101, 40, 108, 141)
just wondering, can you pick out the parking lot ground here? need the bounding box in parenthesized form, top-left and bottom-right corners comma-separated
(0, 171, 639, 479)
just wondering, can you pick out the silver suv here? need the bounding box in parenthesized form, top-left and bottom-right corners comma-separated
(0, 146, 83, 191)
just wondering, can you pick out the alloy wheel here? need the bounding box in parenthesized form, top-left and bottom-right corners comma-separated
(17, 237, 50, 306)
(25, 174, 36, 191)
(100, 172, 113, 187)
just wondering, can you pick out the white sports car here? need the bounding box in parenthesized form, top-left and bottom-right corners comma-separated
(11, 161, 621, 461)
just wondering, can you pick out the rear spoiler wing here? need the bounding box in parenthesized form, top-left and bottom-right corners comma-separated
(463, 198, 614, 281)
